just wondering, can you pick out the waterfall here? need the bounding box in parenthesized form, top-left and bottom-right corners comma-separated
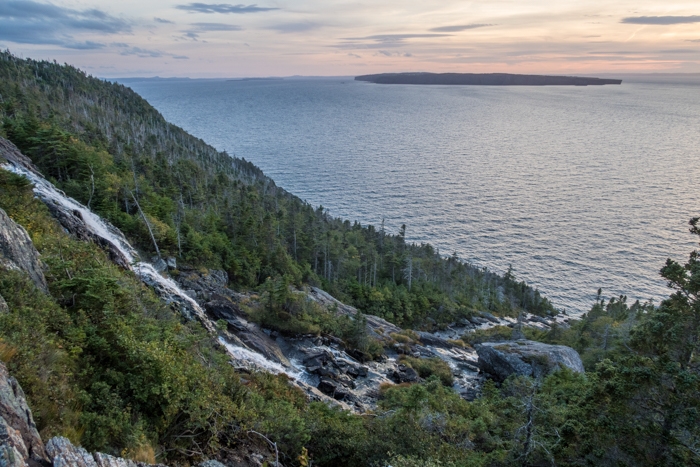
(0, 160, 323, 382)
(1, 161, 217, 330)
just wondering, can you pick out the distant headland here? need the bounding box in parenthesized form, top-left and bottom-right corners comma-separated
(355, 72, 622, 86)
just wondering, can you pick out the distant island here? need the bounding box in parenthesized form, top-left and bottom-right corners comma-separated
(355, 72, 622, 86)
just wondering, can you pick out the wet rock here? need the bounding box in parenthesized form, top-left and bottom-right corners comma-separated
(205, 299, 245, 321)
(151, 257, 167, 273)
(0, 208, 48, 294)
(417, 332, 454, 349)
(166, 257, 177, 270)
(475, 340, 584, 382)
(0, 362, 47, 465)
(389, 364, 420, 384)
(317, 378, 338, 396)
(229, 322, 289, 366)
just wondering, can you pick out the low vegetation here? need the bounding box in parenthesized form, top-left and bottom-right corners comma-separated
(1, 52, 699, 466)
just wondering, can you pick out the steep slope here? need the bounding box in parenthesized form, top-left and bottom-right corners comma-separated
(0, 51, 556, 329)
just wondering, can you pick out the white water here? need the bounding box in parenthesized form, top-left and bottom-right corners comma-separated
(1, 159, 322, 377)
(1, 161, 212, 331)
(219, 337, 304, 379)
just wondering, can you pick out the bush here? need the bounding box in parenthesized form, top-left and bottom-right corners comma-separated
(400, 357, 454, 386)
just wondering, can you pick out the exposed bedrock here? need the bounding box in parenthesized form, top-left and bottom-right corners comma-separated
(475, 340, 584, 382)
(0, 208, 48, 294)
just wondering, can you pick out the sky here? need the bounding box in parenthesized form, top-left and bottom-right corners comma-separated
(1, 0, 699, 77)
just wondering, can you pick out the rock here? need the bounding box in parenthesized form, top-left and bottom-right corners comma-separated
(47, 438, 166, 467)
(207, 302, 289, 365)
(198, 461, 226, 467)
(175, 269, 231, 303)
(166, 257, 177, 270)
(1, 417, 29, 467)
(478, 312, 500, 324)
(389, 364, 420, 384)
(318, 378, 338, 396)
(475, 340, 584, 382)
(150, 258, 167, 273)
(46, 438, 96, 467)
(0, 363, 47, 465)
(204, 298, 245, 323)
(467, 316, 487, 326)
(0, 295, 7, 314)
(417, 332, 455, 349)
(94, 452, 166, 467)
(0, 208, 48, 294)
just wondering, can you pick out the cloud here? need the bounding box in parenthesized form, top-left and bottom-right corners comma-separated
(686, 39, 700, 42)
(113, 43, 188, 59)
(64, 40, 106, 50)
(267, 22, 320, 33)
(429, 24, 492, 32)
(348, 53, 361, 58)
(189, 22, 242, 31)
(621, 15, 700, 25)
(0, 1, 130, 48)
(175, 3, 279, 14)
(374, 50, 413, 57)
(350, 33, 450, 42)
(336, 33, 450, 50)
(154, 17, 174, 24)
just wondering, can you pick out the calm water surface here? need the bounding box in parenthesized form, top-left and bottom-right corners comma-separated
(121, 77, 700, 314)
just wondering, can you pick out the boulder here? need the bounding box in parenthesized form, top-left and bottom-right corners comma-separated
(475, 340, 584, 382)
(389, 364, 420, 384)
(165, 257, 177, 270)
(0, 208, 48, 294)
(0, 363, 47, 466)
(150, 258, 167, 273)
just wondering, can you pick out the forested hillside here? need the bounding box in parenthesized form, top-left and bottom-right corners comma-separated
(1, 52, 698, 467)
(0, 50, 555, 328)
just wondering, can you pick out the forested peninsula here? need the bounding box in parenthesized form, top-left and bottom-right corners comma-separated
(0, 51, 698, 467)
(355, 72, 622, 86)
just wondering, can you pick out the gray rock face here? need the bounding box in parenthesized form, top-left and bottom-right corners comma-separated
(0, 363, 47, 466)
(205, 299, 290, 366)
(46, 438, 167, 467)
(0, 295, 7, 314)
(176, 269, 231, 302)
(0, 208, 48, 294)
(475, 340, 584, 382)
(46, 438, 96, 467)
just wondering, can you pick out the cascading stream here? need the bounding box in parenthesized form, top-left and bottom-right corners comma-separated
(0, 161, 267, 350)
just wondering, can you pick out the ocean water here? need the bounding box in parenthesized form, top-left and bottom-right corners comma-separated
(120, 77, 700, 314)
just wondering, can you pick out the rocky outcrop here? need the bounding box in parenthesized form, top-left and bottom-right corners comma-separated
(176, 269, 233, 303)
(474, 340, 584, 382)
(206, 298, 290, 366)
(0, 362, 48, 467)
(46, 438, 168, 467)
(0, 208, 48, 294)
(0, 295, 7, 314)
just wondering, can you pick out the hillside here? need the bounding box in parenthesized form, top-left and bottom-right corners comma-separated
(1, 52, 699, 467)
(0, 50, 555, 328)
